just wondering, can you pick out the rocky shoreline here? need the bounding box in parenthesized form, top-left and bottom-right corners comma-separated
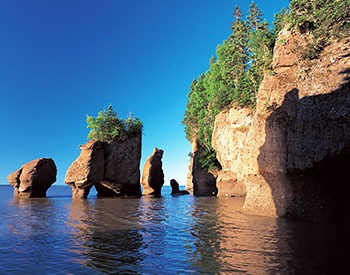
(6, 29, 350, 224)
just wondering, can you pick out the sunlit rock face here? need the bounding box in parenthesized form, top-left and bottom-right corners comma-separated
(141, 147, 164, 196)
(65, 132, 142, 198)
(212, 107, 252, 197)
(65, 140, 104, 199)
(212, 28, 350, 222)
(8, 158, 57, 198)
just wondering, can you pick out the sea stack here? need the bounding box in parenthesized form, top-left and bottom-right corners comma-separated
(65, 133, 142, 198)
(170, 179, 190, 196)
(65, 140, 104, 199)
(141, 147, 164, 196)
(94, 133, 142, 197)
(7, 158, 57, 198)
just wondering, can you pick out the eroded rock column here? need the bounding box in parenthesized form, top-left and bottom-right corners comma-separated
(65, 140, 104, 199)
(8, 158, 57, 198)
(141, 147, 164, 196)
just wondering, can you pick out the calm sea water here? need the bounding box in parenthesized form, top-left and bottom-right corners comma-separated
(0, 185, 347, 274)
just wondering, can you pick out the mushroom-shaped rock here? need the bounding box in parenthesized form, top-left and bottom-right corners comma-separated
(170, 179, 190, 196)
(141, 147, 164, 196)
(7, 158, 57, 198)
(65, 140, 104, 199)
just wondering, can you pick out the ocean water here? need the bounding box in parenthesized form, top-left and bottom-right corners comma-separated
(0, 185, 347, 274)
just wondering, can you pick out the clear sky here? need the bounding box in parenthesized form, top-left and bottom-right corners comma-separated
(0, 0, 289, 186)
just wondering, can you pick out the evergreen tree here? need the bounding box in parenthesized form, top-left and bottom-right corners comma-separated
(229, 6, 248, 84)
(246, 1, 263, 31)
(273, 8, 290, 38)
(246, 3, 274, 99)
(183, 1, 282, 170)
(87, 104, 142, 143)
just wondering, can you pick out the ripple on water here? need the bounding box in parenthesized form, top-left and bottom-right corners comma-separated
(0, 186, 347, 274)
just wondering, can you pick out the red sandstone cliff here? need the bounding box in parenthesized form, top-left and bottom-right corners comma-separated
(212, 28, 350, 222)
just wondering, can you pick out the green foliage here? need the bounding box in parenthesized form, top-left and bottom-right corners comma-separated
(183, 1, 278, 170)
(290, 0, 350, 39)
(288, 0, 349, 60)
(198, 147, 220, 171)
(273, 8, 291, 37)
(184, 0, 349, 170)
(87, 104, 142, 143)
(183, 2, 274, 170)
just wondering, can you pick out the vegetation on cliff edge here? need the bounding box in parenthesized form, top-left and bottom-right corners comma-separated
(86, 105, 143, 143)
(183, 1, 276, 170)
(183, 0, 349, 171)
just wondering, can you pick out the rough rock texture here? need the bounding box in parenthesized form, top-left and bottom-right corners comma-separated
(141, 147, 164, 196)
(8, 158, 57, 198)
(170, 179, 190, 196)
(65, 133, 142, 198)
(65, 140, 104, 199)
(96, 134, 142, 197)
(214, 171, 246, 197)
(212, 28, 350, 222)
(212, 107, 251, 197)
(186, 139, 218, 196)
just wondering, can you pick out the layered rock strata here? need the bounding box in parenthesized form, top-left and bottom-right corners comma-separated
(212, 29, 350, 222)
(8, 158, 57, 198)
(141, 147, 164, 196)
(212, 107, 251, 197)
(65, 133, 142, 198)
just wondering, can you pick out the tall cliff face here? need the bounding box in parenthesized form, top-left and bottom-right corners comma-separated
(212, 28, 350, 222)
(212, 107, 251, 197)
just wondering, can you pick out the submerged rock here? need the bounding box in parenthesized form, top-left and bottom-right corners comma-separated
(170, 179, 190, 196)
(8, 158, 57, 198)
(141, 147, 164, 196)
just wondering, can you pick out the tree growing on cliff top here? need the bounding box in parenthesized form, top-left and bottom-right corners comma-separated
(86, 104, 143, 143)
(183, 1, 275, 170)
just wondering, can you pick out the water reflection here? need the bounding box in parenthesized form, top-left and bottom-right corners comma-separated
(188, 197, 221, 274)
(214, 197, 283, 274)
(4, 198, 69, 274)
(67, 198, 144, 274)
(64, 194, 347, 274)
(214, 197, 348, 274)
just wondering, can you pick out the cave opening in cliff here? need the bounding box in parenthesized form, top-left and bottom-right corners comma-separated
(290, 148, 350, 223)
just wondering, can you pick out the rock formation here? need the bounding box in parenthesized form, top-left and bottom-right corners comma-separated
(212, 107, 250, 197)
(211, 28, 350, 222)
(186, 139, 218, 196)
(65, 140, 104, 199)
(8, 158, 57, 198)
(141, 147, 164, 196)
(170, 179, 190, 196)
(65, 132, 142, 198)
(95, 134, 142, 197)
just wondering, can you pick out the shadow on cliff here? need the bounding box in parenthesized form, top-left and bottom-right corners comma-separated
(258, 68, 350, 223)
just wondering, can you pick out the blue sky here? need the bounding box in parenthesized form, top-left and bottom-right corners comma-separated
(0, 0, 289, 186)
